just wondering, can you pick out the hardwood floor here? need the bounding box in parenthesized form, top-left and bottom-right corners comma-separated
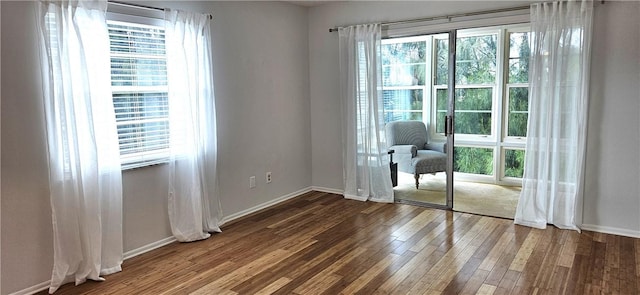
(47, 191, 639, 295)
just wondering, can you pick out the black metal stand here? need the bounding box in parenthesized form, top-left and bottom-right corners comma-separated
(388, 150, 398, 187)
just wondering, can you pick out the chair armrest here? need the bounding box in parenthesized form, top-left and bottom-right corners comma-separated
(389, 145, 417, 157)
(425, 142, 447, 153)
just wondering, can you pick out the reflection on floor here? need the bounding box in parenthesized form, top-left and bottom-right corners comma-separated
(393, 172, 520, 219)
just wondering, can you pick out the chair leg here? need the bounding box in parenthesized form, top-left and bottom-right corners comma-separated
(414, 173, 419, 189)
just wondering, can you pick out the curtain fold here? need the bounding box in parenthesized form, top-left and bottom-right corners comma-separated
(515, 0, 593, 231)
(37, 0, 123, 293)
(165, 9, 221, 242)
(338, 24, 394, 203)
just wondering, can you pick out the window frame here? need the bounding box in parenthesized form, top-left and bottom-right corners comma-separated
(381, 24, 531, 185)
(106, 12, 170, 170)
(431, 28, 500, 143)
(381, 35, 433, 125)
(499, 26, 531, 183)
(502, 27, 531, 144)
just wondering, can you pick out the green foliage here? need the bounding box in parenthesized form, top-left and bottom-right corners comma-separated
(508, 32, 530, 84)
(455, 35, 497, 84)
(508, 87, 529, 137)
(382, 41, 426, 65)
(435, 39, 449, 85)
(454, 147, 494, 175)
(504, 149, 525, 178)
(436, 35, 497, 85)
(436, 88, 492, 135)
(382, 42, 427, 86)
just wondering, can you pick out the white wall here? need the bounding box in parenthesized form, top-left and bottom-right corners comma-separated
(1, 3, 53, 293)
(0, 1, 311, 294)
(308, 1, 640, 235)
(582, 1, 640, 236)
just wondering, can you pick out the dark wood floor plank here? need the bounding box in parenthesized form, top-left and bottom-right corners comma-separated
(42, 191, 639, 295)
(620, 236, 638, 294)
(531, 228, 567, 291)
(484, 225, 531, 286)
(352, 250, 416, 295)
(603, 233, 621, 294)
(457, 268, 491, 295)
(372, 244, 439, 294)
(548, 265, 570, 294)
(493, 269, 521, 295)
(408, 216, 496, 293)
(566, 254, 589, 294)
(636, 239, 640, 293)
(511, 226, 556, 294)
(391, 213, 447, 256)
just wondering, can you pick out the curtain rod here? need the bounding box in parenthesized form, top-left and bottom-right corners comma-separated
(328, 5, 530, 32)
(107, 0, 213, 20)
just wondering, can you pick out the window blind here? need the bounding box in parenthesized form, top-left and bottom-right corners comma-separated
(108, 20, 169, 169)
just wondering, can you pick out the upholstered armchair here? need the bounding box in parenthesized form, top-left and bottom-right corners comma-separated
(385, 121, 447, 189)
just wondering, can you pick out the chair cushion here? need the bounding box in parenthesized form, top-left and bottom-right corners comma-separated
(386, 121, 428, 148)
(412, 150, 447, 174)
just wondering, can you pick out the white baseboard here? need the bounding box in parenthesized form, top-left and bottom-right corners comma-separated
(220, 187, 313, 225)
(8, 281, 50, 295)
(123, 236, 177, 260)
(581, 224, 640, 238)
(310, 186, 343, 195)
(10, 236, 179, 295)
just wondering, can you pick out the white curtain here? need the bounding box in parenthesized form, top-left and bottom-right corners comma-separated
(37, 0, 123, 293)
(338, 24, 394, 203)
(165, 9, 221, 242)
(515, 0, 593, 231)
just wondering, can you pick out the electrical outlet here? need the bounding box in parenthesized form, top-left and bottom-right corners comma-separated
(249, 176, 256, 188)
(266, 172, 272, 183)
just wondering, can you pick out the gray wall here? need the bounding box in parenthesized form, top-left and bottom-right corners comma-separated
(0, 1, 311, 294)
(583, 1, 640, 235)
(2, 0, 640, 294)
(308, 1, 640, 234)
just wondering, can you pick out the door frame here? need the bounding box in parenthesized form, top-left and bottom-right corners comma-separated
(444, 29, 457, 210)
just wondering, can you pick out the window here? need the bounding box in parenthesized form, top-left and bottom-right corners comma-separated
(505, 31, 530, 139)
(108, 20, 169, 169)
(381, 37, 428, 123)
(381, 25, 531, 184)
(501, 30, 530, 179)
(435, 33, 497, 137)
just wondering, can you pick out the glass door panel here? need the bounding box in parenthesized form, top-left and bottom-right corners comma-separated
(382, 33, 452, 209)
(449, 27, 526, 219)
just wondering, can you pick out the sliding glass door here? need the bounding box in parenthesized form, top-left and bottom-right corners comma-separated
(448, 26, 530, 218)
(383, 24, 530, 218)
(382, 32, 454, 209)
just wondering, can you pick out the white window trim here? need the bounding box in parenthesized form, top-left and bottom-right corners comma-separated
(381, 35, 432, 124)
(431, 28, 501, 144)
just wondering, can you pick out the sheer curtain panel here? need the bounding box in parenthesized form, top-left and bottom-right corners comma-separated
(37, 0, 123, 293)
(338, 24, 394, 203)
(165, 9, 221, 242)
(515, 0, 593, 231)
